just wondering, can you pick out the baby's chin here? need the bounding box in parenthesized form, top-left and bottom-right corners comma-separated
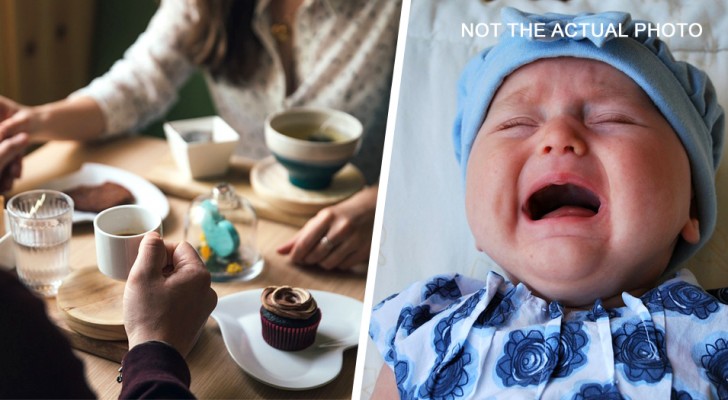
(498, 255, 664, 309)
(510, 273, 634, 309)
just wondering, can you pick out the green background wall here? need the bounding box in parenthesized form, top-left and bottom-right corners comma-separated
(90, 0, 215, 137)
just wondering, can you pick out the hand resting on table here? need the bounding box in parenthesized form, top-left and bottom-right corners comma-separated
(277, 185, 378, 271)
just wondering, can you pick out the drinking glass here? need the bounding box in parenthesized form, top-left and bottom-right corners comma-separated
(7, 190, 74, 297)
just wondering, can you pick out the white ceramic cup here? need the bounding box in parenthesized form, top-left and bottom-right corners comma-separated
(93, 205, 163, 280)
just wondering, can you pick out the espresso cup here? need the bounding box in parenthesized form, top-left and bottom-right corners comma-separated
(93, 205, 163, 280)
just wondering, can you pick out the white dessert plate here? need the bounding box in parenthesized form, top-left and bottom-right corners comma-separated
(40, 163, 170, 223)
(211, 288, 362, 390)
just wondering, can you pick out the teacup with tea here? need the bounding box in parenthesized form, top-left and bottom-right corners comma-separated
(265, 108, 363, 190)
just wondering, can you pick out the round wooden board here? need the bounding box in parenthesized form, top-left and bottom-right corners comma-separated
(57, 267, 127, 341)
(250, 156, 365, 216)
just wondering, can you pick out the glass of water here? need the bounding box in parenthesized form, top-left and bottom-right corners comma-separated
(7, 190, 74, 297)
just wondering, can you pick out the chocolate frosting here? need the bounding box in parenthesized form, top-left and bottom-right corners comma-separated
(260, 286, 318, 319)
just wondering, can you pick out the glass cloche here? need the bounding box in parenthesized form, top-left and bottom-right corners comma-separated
(185, 183, 263, 281)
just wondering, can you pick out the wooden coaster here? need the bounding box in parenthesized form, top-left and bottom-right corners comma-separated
(56, 267, 127, 341)
(250, 157, 365, 216)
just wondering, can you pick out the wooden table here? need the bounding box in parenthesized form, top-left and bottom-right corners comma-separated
(12, 137, 365, 399)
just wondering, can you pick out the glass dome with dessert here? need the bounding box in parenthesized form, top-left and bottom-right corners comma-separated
(185, 183, 263, 281)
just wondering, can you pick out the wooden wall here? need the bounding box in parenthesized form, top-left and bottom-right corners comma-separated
(0, 0, 95, 105)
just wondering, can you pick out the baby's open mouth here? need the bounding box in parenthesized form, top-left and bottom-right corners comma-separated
(525, 183, 601, 220)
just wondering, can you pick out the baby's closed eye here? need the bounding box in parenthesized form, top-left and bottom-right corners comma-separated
(492, 117, 539, 135)
(587, 113, 639, 125)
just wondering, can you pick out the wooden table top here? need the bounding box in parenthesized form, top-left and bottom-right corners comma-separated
(11, 137, 366, 399)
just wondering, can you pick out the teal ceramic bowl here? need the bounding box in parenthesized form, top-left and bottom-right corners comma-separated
(265, 108, 363, 190)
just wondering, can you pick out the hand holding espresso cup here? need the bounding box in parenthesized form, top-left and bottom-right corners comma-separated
(94, 205, 163, 280)
(123, 232, 217, 357)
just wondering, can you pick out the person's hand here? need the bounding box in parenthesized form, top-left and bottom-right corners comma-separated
(0, 96, 30, 192)
(123, 232, 217, 357)
(0, 96, 36, 141)
(0, 95, 23, 121)
(0, 95, 106, 142)
(0, 146, 26, 193)
(0, 137, 28, 193)
(276, 185, 378, 270)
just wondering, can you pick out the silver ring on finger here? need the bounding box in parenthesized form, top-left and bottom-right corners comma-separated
(320, 235, 335, 251)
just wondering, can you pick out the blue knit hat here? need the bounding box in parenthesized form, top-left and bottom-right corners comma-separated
(453, 7, 725, 270)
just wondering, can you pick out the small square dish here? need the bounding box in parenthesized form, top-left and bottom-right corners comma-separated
(164, 116, 240, 179)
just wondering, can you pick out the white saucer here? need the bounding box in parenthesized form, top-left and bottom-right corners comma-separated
(211, 288, 362, 390)
(250, 157, 364, 216)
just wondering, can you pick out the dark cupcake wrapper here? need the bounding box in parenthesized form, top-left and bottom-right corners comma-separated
(260, 306, 320, 328)
(260, 308, 322, 351)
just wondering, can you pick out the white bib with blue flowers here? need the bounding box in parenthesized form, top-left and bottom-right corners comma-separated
(369, 269, 728, 399)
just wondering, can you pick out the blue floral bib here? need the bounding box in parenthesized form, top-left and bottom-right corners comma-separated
(369, 270, 728, 399)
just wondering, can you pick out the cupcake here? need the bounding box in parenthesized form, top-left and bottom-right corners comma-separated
(260, 286, 322, 351)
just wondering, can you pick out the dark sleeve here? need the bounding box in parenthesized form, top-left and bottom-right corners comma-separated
(0, 269, 96, 399)
(119, 341, 195, 399)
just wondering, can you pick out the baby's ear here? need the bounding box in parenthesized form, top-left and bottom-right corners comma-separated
(680, 197, 700, 244)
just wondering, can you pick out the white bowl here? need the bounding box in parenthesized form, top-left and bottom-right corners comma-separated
(164, 116, 240, 179)
(264, 108, 363, 190)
